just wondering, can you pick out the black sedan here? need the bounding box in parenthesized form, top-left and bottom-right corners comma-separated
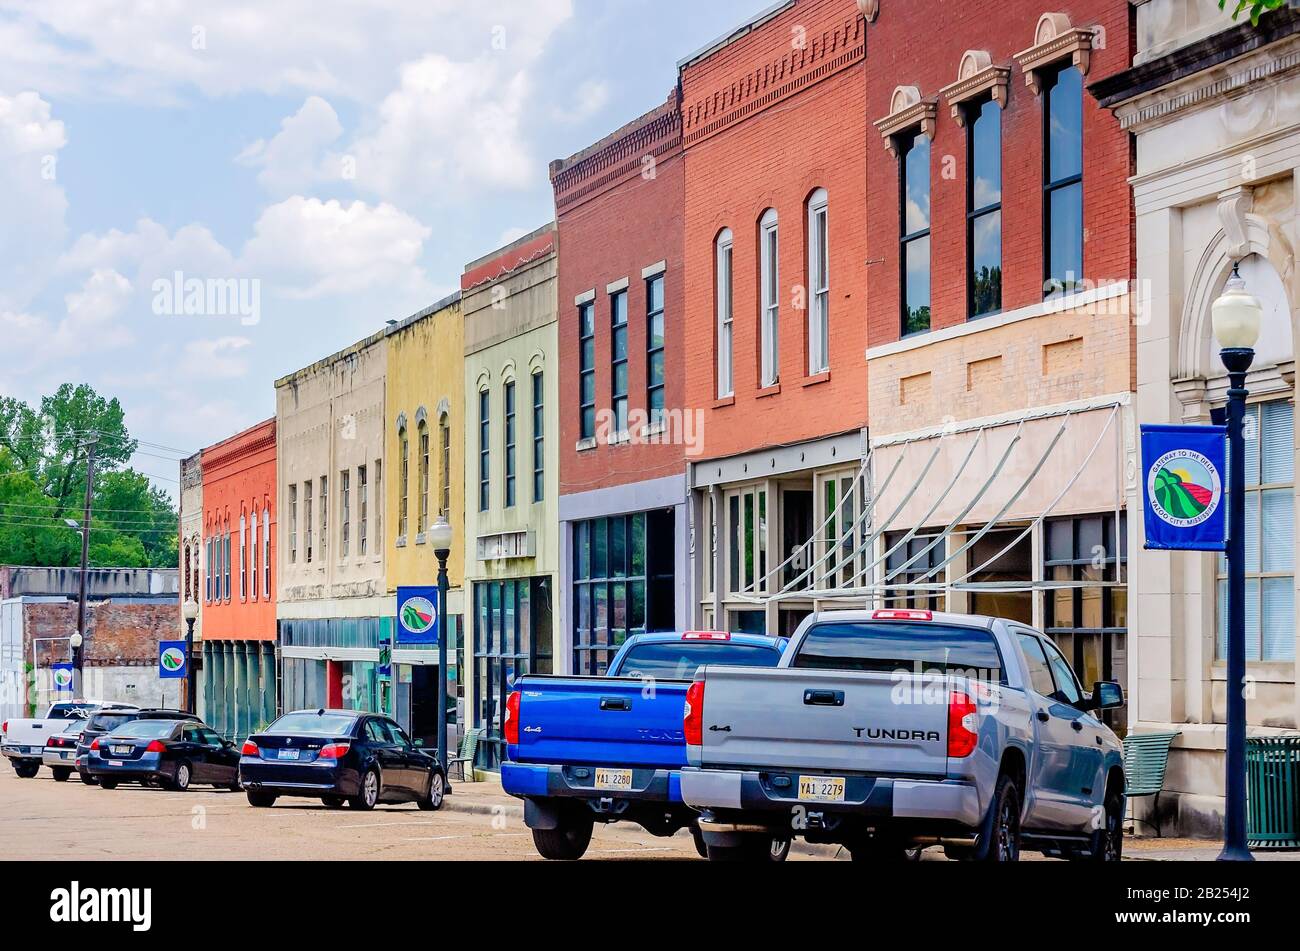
(239, 709, 450, 811)
(75, 709, 199, 785)
(86, 718, 240, 791)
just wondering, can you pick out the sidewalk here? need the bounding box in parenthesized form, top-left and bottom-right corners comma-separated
(445, 775, 1300, 860)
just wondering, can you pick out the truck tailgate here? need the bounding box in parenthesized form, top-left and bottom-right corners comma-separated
(514, 675, 687, 769)
(696, 667, 950, 776)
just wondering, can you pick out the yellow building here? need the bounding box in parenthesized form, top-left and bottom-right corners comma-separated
(383, 291, 467, 748)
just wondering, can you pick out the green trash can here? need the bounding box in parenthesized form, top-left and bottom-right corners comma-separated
(1246, 735, 1300, 850)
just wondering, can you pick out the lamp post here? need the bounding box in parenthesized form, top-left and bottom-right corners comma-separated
(64, 517, 89, 697)
(1211, 261, 1263, 863)
(182, 598, 199, 715)
(427, 515, 454, 776)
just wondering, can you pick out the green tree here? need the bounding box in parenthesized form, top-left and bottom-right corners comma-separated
(1219, 0, 1287, 25)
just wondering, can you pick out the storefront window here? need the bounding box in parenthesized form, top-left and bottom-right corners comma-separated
(474, 577, 553, 768)
(884, 530, 946, 611)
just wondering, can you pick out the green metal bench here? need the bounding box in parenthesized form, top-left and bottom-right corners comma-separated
(448, 728, 483, 782)
(1122, 730, 1181, 837)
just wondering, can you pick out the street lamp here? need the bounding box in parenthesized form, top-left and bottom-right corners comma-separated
(182, 598, 199, 715)
(427, 515, 454, 777)
(1211, 261, 1263, 863)
(64, 518, 88, 696)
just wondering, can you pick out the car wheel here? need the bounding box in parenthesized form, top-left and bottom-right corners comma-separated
(100, 779, 119, 790)
(531, 811, 594, 861)
(79, 770, 97, 786)
(13, 762, 39, 779)
(970, 774, 1021, 863)
(691, 827, 709, 859)
(246, 790, 277, 808)
(705, 834, 778, 862)
(170, 761, 192, 792)
(417, 771, 446, 811)
(51, 767, 71, 782)
(1073, 789, 1124, 863)
(321, 795, 346, 809)
(349, 768, 380, 811)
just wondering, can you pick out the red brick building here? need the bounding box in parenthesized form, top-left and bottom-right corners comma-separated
(200, 418, 277, 738)
(679, 0, 870, 635)
(551, 94, 688, 673)
(858, 1, 1137, 710)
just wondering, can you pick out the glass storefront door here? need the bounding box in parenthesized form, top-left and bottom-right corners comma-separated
(473, 577, 553, 769)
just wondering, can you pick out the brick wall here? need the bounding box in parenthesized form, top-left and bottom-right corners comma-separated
(24, 599, 176, 666)
(553, 95, 687, 494)
(681, 0, 869, 461)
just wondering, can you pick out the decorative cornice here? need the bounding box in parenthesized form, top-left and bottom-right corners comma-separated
(682, 15, 865, 149)
(941, 50, 1012, 125)
(873, 85, 938, 155)
(1014, 13, 1095, 95)
(856, 0, 879, 22)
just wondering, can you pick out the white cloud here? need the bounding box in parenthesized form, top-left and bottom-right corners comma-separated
(241, 196, 432, 299)
(180, 336, 254, 381)
(236, 96, 344, 195)
(0, 90, 68, 311)
(552, 79, 610, 124)
(0, 268, 133, 380)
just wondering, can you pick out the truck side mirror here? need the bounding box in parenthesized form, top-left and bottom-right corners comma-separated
(1087, 681, 1124, 711)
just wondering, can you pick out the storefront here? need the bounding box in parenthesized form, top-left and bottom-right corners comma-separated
(472, 577, 552, 767)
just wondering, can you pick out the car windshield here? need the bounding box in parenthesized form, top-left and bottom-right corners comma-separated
(89, 713, 137, 732)
(792, 622, 1005, 682)
(109, 720, 177, 739)
(612, 642, 781, 680)
(266, 712, 357, 736)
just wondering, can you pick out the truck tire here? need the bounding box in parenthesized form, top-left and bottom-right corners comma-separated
(532, 813, 594, 860)
(691, 827, 709, 859)
(969, 774, 1021, 862)
(705, 834, 780, 862)
(51, 766, 71, 782)
(1073, 789, 1124, 863)
(13, 761, 39, 779)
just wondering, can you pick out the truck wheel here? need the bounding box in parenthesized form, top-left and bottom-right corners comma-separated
(705, 834, 779, 862)
(51, 766, 71, 782)
(14, 762, 39, 779)
(970, 774, 1021, 862)
(532, 812, 594, 860)
(691, 827, 708, 859)
(1073, 790, 1124, 863)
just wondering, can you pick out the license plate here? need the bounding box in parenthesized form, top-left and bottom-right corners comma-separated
(108, 760, 122, 767)
(797, 775, 846, 802)
(278, 749, 300, 761)
(111, 746, 131, 756)
(594, 768, 633, 791)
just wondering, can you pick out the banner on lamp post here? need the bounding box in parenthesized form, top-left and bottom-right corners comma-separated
(159, 641, 188, 679)
(1141, 424, 1228, 552)
(396, 586, 439, 646)
(51, 663, 74, 694)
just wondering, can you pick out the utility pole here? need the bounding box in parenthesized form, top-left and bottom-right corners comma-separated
(72, 436, 97, 699)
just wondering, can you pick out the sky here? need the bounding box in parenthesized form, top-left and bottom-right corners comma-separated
(0, 0, 763, 496)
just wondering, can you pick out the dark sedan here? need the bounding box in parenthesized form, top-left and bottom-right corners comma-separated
(75, 709, 199, 785)
(87, 718, 239, 791)
(239, 709, 450, 811)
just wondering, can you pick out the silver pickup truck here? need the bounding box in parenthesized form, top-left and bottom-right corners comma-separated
(681, 609, 1126, 862)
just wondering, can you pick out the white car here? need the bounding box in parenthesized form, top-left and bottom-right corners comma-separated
(2, 701, 138, 779)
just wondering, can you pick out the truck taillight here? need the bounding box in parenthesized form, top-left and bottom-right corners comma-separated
(683, 681, 705, 747)
(682, 631, 730, 641)
(1, 721, 7, 734)
(947, 690, 978, 758)
(872, 609, 933, 621)
(317, 743, 350, 760)
(504, 690, 521, 745)
(241, 740, 259, 757)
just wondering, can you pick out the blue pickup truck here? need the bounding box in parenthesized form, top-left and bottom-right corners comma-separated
(502, 630, 788, 860)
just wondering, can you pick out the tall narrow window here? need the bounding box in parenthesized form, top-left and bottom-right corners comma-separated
(532, 372, 545, 502)
(304, 480, 313, 564)
(340, 470, 350, 557)
(646, 274, 666, 426)
(968, 99, 1003, 318)
(289, 484, 298, 564)
(439, 417, 450, 517)
(373, 461, 382, 547)
(578, 302, 595, 440)
(807, 190, 829, 374)
(759, 209, 780, 386)
(1044, 65, 1083, 295)
(611, 290, 629, 434)
(504, 380, 517, 508)
(251, 508, 258, 601)
(901, 132, 932, 335)
(319, 475, 327, 560)
(224, 521, 231, 601)
(205, 534, 212, 602)
(418, 420, 429, 534)
(478, 389, 490, 512)
(716, 229, 734, 397)
(358, 465, 368, 556)
(239, 513, 247, 600)
(398, 427, 409, 540)
(262, 506, 270, 595)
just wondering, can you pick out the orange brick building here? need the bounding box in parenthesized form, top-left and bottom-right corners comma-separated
(200, 418, 277, 738)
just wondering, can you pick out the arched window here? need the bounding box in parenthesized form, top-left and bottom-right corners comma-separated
(759, 209, 780, 386)
(399, 424, 410, 539)
(251, 506, 259, 601)
(183, 542, 191, 600)
(262, 505, 271, 595)
(716, 228, 734, 398)
(439, 415, 451, 517)
(239, 511, 247, 601)
(418, 419, 430, 534)
(806, 189, 829, 374)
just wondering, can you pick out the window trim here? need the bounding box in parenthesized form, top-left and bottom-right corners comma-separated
(504, 379, 517, 508)
(646, 273, 666, 427)
(532, 372, 544, 503)
(716, 229, 734, 399)
(806, 190, 829, 375)
(478, 388, 491, 513)
(759, 209, 780, 388)
(610, 289, 629, 436)
(966, 97, 1003, 320)
(578, 301, 596, 440)
(900, 131, 932, 337)
(1042, 63, 1083, 298)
